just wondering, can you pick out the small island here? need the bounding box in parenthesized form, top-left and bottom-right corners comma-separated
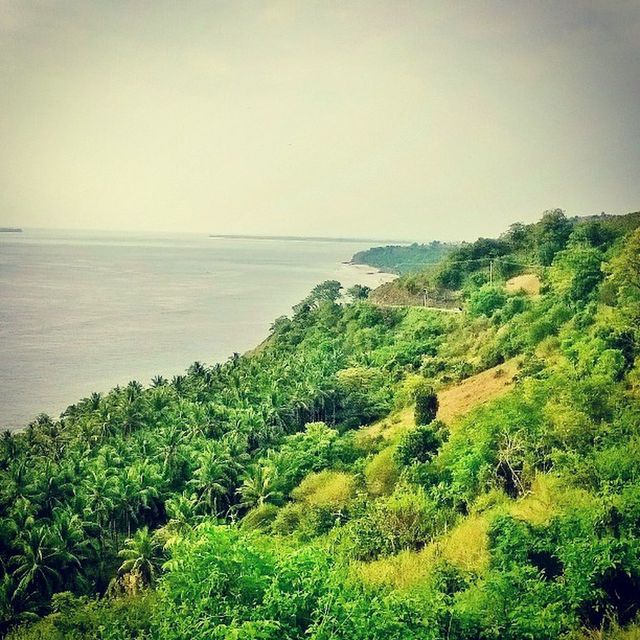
(0, 227, 22, 232)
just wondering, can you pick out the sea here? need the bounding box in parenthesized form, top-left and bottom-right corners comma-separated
(0, 229, 396, 430)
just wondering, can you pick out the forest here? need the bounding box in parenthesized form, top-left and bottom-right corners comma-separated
(350, 241, 456, 274)
(1, 208, 640, 639)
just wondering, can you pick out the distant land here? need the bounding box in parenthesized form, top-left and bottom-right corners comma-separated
(209, 233, 408, 244)
(0, 227, 22, 232)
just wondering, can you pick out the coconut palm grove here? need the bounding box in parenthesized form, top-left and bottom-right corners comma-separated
(2, 209, 640, 639)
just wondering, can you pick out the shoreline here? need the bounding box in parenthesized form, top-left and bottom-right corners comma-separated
(340, 261, 398, 286)
(1, 254, 396, 433)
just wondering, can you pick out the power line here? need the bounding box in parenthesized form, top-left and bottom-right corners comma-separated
(393, 256, 546, 268)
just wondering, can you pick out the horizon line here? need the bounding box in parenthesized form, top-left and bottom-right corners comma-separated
(0, 225, 415, 245)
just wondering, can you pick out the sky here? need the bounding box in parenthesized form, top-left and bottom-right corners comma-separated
(0, 1, 639, 241)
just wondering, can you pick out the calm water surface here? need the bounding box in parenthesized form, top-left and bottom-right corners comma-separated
(0, 230, 394, 429)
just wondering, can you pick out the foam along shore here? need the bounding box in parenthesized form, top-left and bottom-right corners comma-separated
(337, 261, 398, 290)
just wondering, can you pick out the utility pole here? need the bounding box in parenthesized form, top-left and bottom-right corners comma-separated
(489, 259, 494, 286)
(422, 288, 428, 307)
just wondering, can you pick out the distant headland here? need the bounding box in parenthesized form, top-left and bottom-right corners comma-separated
(209, 233, 407, 244)
(0, 227, 22, 232)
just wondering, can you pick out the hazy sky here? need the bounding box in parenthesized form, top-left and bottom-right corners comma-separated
(0, 1, 639, 241)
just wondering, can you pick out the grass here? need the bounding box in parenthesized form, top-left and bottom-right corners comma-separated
(292, 470, 355, 509)
(356, 546, 438, 590)
(439, 513, 491, 573)
(573, 624, 640, 639)
(354, 407, 414, 449)
(509, 474, 596, 524)
(437, 358, 520, 426)
(364, 446, 401, 496)
(505, 273, 542, 295)
(355, 474, 593, 592)
(356, 358, 521, 446)
(355, 512, 490, 591)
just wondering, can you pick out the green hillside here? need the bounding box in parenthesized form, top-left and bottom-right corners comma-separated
(351, 241, 456, 274)
(3, 209, 640, 639)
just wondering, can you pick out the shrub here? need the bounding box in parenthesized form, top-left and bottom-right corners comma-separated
(414, 383, 439, 426)
(271, 502, 337, 538)
(396, 421, 446, 466)
(345, 486, 442, 560)
(364, 447, 401, 497)
(291, 471, 355, 510)
(468, 285, 507, 318)
(241, 503, 280, 531)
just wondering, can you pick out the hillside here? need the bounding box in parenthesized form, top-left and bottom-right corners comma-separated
(369, 209, 640, 308)
(3, 209, 640, 640)
(351, 241, 456, 274)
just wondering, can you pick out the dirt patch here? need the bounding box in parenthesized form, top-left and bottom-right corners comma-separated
(505, 274, 541, 295)
(355, 407, 414, 447)
(437, 358, 520, 426)
(357, 359, 520, 445)
(370, 281, 462, 309)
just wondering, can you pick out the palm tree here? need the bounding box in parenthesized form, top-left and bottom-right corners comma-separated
(172, 375, 187, 396)
(188, 446, 232, 516)
(81, 468, 117, 530)
(9, 526, 65, 597)
(163, 493, 200, 536)
(36, 463, 75, 518)
(159, 424, 187, 475)
(188, 361, 206, 377)
(150, 375, 167, 388)
(48, 510, 93, 591)
(81, 392, 102, 412)
(236, 464, 281, 511)
(0, 574, 39, 635)
(116, 527, 163, 589)
(0, 431, 18, 470)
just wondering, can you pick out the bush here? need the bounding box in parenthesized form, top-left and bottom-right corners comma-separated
(396, 421, 446, 466)
(291, 471, 355, 510)
(270, 502, 337, 538)
(468, 285, 507, 318)
(365, 447, 401, 496)
(414, 383, 439, 426)
(345, 486, 442, 559)
(241, 503, 280, 531)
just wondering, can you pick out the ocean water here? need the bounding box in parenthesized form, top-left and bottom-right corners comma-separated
(0, 230, 395, 430)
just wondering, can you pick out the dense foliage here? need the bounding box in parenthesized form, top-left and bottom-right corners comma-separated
(3, 209, 640, 639)
(374, 209, 640, 306)
(351, 241, 456, 274)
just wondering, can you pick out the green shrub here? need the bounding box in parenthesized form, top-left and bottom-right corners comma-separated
(468, 285, 507, 318)
(414, 383, 439, 426)
(396, 421, 446, 466)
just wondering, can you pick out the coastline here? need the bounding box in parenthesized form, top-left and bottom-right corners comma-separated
(338, 261, 398, 288)
(0, 239, 396, 432)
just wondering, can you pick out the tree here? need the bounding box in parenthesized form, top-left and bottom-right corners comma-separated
(396, 421, 445, 465)
(414, 383, 438, 426)
(116, 527, 163, 590)
(293, 280, 343, 314)
(607, 227, 640, 320)
(468, 285, 507, 317)
(236, 464, 282, 511)
(189, 445, 232, 516)
(535, 208, 572, 266)
(9, 527, 67, 597)
(150, 375, 167, 387)
(164, 493, 200, 534)
(347, 284, 371, 301)
(502, 222, 530, 250)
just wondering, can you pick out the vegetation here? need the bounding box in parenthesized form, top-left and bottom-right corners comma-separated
(2, 208, 640, 639)
(351, 241, 456, 274)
